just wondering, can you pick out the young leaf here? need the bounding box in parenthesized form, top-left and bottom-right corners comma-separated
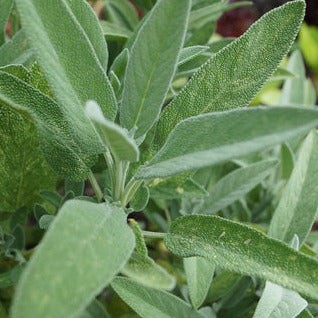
(153, 0, 306, 149)
(0, 30, 33, 67)
(178, 46, 209, 66)
(65, 0, 108, 69)
(100, 21, 132, 43)
(112, 277, 204, 318)
(15, 0, 117, 153)
(11, 201, 135, 318)
(184, 257, 215, 309)
(0, 0, 13, 45)
(137, 106, 318, 179)
(121, 252, 176, 291)
(85, 101, 139, 162)
(109, 48, 129, 86)
(198, 159, 278, 214)
(0, 71, 99, 180)
(120, 0, 191, 138)
(164, 215, 318, 300)
(280, 50, 313, 105)
(130, 183, 149, 211)
(269, 130, 318, 246)
(0, 104, 55, 211)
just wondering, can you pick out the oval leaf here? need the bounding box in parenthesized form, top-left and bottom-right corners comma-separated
(11, 201, 135, 318)
(164, 215, 318, 300)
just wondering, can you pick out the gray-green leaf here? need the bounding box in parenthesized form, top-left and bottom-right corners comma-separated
(153, 0, 305, 149)
(198, 159, 278, 214)
(11, 200, 135, 318)
(120, 0, 191, 138)
(112, 277, 204, 318)
(184, 257, 215, 309)
(85, 101, 139, 162)
(269, 130, 318, 246)
(137, 106, 318, 179)
(164, 215, 318, 300)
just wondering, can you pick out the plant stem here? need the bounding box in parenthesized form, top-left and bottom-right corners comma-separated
(121, 178, 143, 207)
(142, 231, 166, 239)
(89, 170, 103, 203)
(114, 159, 123, 201)
(104, 150, 115, 194)
(164, 208, 172, 226)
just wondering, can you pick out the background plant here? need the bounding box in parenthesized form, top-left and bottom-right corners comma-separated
(0, 0, 318, 317)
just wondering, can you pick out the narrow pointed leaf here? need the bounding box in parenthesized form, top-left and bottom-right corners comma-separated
(65, 0, 108, 69)
(122, 252, 176, 290)
(184, 257, 215, 309)
(154, 0, 305, 149)
(0, 71, 97, 180)
(269, 130, 318, 246)
(165, 215, 318, 300)
(85, 101, 139, 162)
(0, 0, 13, 45)
(178, 46, 209, 66)
(137, 106, 318, 179)
(120, 0, 191, 138)
(15, 0, 117, 154)
(253, 281, 307, 318)
(11, 201, 135, 318)
(199, 159, 278, 214)
(112, 277, 204, 318)
(100, 20, 132, 42)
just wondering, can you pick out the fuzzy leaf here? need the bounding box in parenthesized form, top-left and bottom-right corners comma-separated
(0, 0, 13, 45)
(154, 0, 305, 149)
(137, 106, 318, 179)
(120, 0, 191, 138)
(165, 215, 318, 300)
(11, 201, 135, 318)
(122, 252, 176, 291)
(0, 105, 55, 211)
(112, 277, 203, 318)
(15, 0, 117, 154)
(184, 257, 215, 309)
(0, 71, 97, 180)
(269, 130, 318, 246)
(198, 159, 278, 214)
(85, 101, 139, 162)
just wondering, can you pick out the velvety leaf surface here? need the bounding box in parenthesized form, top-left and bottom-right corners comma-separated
(112, 277, 204, 318)
(85, 101, 139, 162)
(122, 252, 176, 290)
(0, 71, 97, 180)
(120, 0, 191, 138)
(0, 105, 55, 211)
(15, 0, 117, 154)
(164, 215, 318, 300)
(269, 130, 318, 246)
(153, 0, 305, 148)
(253, 281, 307, 318)
(0, 30, 33, 67)
(198, 159, 278, 214)
(137, 106, 318, 179)
(184, 256, 215, 309)
(11, 201, 135, 318)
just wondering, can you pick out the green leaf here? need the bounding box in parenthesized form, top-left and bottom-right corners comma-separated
(280, 50, 313, 105)
(153, 0, 305, 149)
(100, 20, 132, 43)
(137, 106, 318, 179)
(281, 143, 295, 179)
(85, 101, 139, 162)
(109, 48, 129, 85)
(15, 0, 117, 154)
(112, 277, 204, 318)
(11, 200, 135, 318)
(9, 206, 28, 231)
(0, 30, 33, 67)
(121, 252, 176, 290)
(120, 0, 191, 138)
(65, 0, 108, 69)
(269, 130, 318, 246)
(0, 0, 13, 45)
(0, 71, 99, 180)
(164, 215, 318, 300)
(79, 299, 110, 318)
(198, 159, 278, 214)
(184, 257, 215, 309)
(298, 309, 314, 318)
(65, 180, 85, 197)
(129, 219, 147, 257)
(130, 183, 149, 212)
(38, 190, 61, 209)
(0, 104, 55, 211)
(38, 215, 55, 230)
(253, 281, 307, 318)
(33, 204, 48, 222)
(178, 46, 209, 66)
